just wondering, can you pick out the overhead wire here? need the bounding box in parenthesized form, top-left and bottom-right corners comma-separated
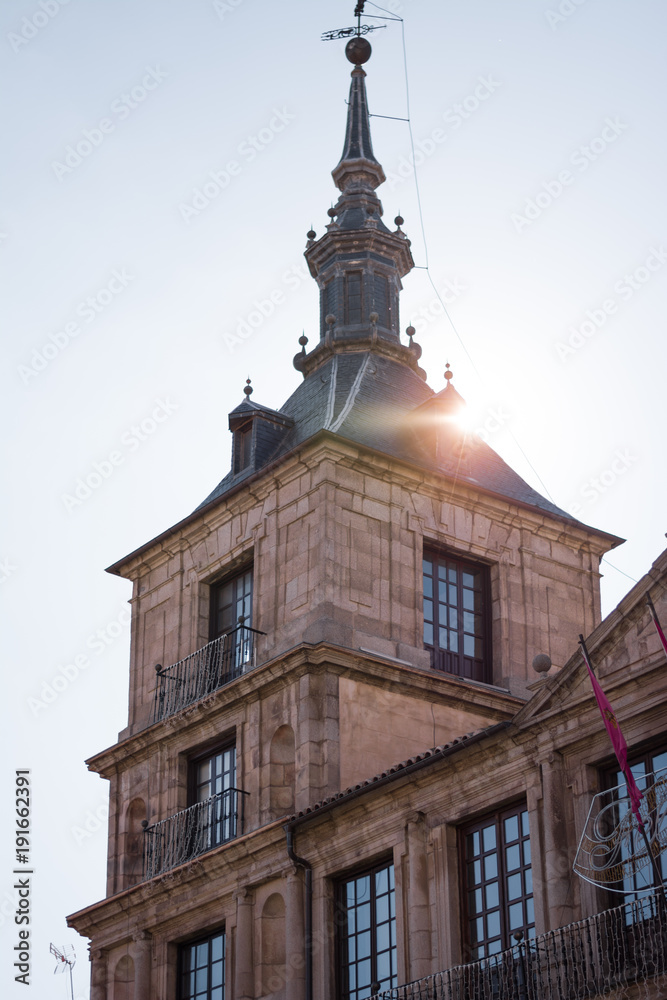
(366, 2, 558, 505)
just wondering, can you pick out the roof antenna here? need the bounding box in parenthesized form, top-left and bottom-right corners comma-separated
(50, 943, 76, 1000)
(321, 0, 386, 41)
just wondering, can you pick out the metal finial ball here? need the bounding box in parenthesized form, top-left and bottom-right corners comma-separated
(395, 215, 404, 227)
(345, 37, 372, 65)
(327, 208, 337, 219)
(406, 325, 415, 339)
(325, 314, 336, 326)
(444, 364, 453, 381)
(369, 312, 379, 323)
(298, 334, 308, 347)
(243, 378, 253, 397)
(307, 229, 316, 240)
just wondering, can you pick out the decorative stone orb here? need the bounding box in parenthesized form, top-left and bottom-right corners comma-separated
(532, 653, 552, 674)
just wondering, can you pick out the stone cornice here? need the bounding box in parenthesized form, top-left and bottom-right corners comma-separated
(85, 642, 524, 777)
(106, 430, 622, 581)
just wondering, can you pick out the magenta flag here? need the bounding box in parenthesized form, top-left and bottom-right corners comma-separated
(648, 595, 667, 657)
(579, 636, 644, 825)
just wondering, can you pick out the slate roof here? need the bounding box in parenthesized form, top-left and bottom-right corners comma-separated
(196, 349, 580, 523)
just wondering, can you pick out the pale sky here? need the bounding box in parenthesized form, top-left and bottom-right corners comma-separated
(3, 1, 667, 996)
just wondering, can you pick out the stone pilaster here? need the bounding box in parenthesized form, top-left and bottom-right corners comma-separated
(90, 947, 107, 1000)
(234, 888, 254, 1000)
(133, 930, 152, 998)
(285, 869, 306, 1000)
(406, 811, 432, 980)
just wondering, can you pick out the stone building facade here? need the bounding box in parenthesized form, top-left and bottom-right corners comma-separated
(68, 37, 667, 1000)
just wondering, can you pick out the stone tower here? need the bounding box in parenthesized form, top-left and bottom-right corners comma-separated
(68, 36, 620, 1000)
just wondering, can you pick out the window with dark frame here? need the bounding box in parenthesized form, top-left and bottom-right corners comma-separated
(423, 550, 490, 683)
(179, 928, 226, 1000)
(337, 861, 397, 1000)
(233, 423, 252, 474)
(461, 804, 534, 960)
(189, 744, 238, 850)
(210, 568, 253, 640)
(605, 743, 667, 905)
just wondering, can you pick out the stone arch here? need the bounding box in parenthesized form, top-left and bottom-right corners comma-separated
(261, 892, 286, 997)
(269, 725, 295, 817)
(122, 798, 146, 886)
(113, 954, 135, 1000)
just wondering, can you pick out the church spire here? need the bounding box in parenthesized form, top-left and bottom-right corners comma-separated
(332, 39, 385, 197)
(299, 36, 418, 376)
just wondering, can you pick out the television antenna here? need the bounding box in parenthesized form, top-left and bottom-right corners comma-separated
(50, 943, 76, 999)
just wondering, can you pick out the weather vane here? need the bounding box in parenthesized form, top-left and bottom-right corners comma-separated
(321, 0, 386, 41)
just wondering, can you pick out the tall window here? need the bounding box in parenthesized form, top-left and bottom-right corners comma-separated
(423, 551, 490, 683)
(190, 745, 238, 848)
(337, 861, 397, 1000)
(372, 273, 389, 327)
(461, 805, 534, 960)
(345, 272, 362, 324)
(211, 568, 253, 639)
(607, 744, 667, 903)
(233, 423, 252, 474)
(179, 929, 225, 1000)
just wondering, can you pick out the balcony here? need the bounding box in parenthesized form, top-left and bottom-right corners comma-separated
(142, 787, 248, 880)
(150, 620, 264, 725)
(366, 891, 667, 999)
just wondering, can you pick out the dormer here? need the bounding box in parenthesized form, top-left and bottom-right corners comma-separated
(228, 382, 294, 480)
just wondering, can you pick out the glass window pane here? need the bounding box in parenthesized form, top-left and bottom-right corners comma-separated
(486, 910, 501, 938)
(449, 630, 458, 652)
(423, 558, 432, 574)
(448, 566, 457, 583)
(507, 873, 522, 900)
(464, 634, 475, 656)
(357, 902, 371, 931)
(375, 867, 388, 895)
(423, 599, 433, 622)
(449, 584, 458, 605)
(521, 811, 530, 836)
(485, 882, 499, 909)
(484, 853, 498, 880)
(211, 935, 224, 962)
(506, 844, 521, 871)
(504, 815, 519, 842)
(439, 580, 448, 602)
(438, 563, 447, 580)
(466, 832, 480, 858)
(448, 607, 458, 629)
(423, 575, 433, 598)
(509, 901, 524, 930)
(463, 588, 474, 610)
(463, 611, 475, 634)
(482, 825, 496, 851)
(462, 571, 475, 587)
(424, 623, 433, 645)
(523, 839, 531, 865)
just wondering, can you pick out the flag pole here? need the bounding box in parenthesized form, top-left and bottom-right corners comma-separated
(578, 634, 666, 903)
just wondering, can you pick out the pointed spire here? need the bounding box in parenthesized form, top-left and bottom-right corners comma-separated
(332, 41, 385, 194)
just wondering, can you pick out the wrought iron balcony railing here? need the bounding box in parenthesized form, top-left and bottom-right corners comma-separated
(366, 891, 667, 1000)
(142, 787, 248, 880)
(150, 620, 265, 724)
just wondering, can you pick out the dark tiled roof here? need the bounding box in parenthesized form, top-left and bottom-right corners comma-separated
(196, 350, 576, 522)
(288, 726, 507, 823)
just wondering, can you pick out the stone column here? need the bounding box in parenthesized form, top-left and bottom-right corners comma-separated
(286, 869, 306, 1000)
(235, 888, 254, 1000)
(90, 947, 107, 1000)
(541, 752, 575, 928)
(133, 930, 152, 999)
(406, 811, 432, 980)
